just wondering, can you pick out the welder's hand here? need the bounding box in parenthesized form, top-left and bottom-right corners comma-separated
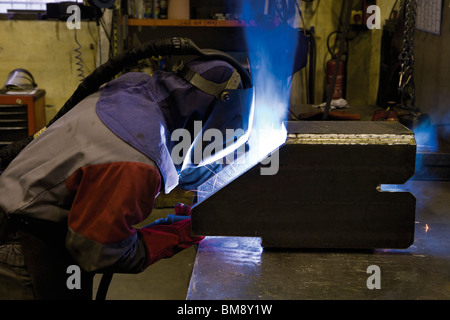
(174, 203, 191, 216)
(173, 218, 204, 247)
(139, 218, 204, 267)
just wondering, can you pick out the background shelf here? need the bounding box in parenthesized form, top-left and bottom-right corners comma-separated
(127, 19, 251, 27)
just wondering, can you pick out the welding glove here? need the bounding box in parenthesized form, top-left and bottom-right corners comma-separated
(174, 202, 191, 216)
(138, 217, 204, 268)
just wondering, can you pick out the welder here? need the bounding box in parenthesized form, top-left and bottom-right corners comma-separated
(0, 38, 253, 299)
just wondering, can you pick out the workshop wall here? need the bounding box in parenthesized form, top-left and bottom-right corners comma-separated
(2, 0, 437, 121)
(0, 20, 97, 123)
(347, 0, 396, 107)
(415, 0, 450, 143)
(292, 0, 396, 107)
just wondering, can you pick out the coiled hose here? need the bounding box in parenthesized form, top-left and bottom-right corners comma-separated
(74, 29, 86, 82)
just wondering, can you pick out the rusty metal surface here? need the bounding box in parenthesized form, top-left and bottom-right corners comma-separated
(191, 121, 417, 249)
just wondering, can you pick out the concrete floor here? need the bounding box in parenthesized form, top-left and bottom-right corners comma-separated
(92, 208, 197, 300)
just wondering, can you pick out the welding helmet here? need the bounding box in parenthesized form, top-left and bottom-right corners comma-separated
(164, 57, 254, 189)
(3, 68, 37, 91)
(174, 58, 254, 163)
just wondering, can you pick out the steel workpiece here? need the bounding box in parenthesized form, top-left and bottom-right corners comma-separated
(191, 121, 417, 249)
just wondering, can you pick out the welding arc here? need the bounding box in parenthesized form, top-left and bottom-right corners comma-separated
(74, 29, 86, 83)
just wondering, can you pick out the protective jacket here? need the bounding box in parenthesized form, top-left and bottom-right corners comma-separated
(0, 60, 235, 275)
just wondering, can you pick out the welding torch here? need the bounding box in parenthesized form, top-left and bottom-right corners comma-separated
(143, 214, 190, 228)
(141, 203, 192, 228)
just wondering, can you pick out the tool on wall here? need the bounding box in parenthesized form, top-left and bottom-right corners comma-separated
(325, 34, 347, 101)
(323, 0, 353, 120)
(373, 0, 428, 130)
(398, 0, 417, 113)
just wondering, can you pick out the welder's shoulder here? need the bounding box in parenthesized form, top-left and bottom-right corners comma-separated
(104, 72, 152, 91)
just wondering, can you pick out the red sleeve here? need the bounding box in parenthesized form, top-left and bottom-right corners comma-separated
(65, 161, 202, 273)
(65, 162, 161, 272)
(66, 162, 161, 245)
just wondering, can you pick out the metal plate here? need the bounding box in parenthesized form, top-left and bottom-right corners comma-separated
(191, 121, 417, 249)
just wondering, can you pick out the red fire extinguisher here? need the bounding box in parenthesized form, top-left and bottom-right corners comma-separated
(326, 56, 346, 99)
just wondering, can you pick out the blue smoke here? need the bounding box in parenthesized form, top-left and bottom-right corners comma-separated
(414, 122, 439, 152)
(412, 114, 442, 180)
(241, 0, 300, 130)
(240, 0, 301, 162)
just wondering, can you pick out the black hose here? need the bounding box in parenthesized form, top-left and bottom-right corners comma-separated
(48, 37, 251, 127)
(49, 38, 195, 127)
(96, 273, 113, 300)
(2, 38, 184, 171)
(0, 37, 252, 172)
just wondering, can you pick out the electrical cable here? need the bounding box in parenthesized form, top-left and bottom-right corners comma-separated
(308, 28, 316, 104)
(97, 23, 102, 66)
(49, 38, 253, 128)
(309, 0, 321, 18)
(99, 13, 112, 44)
(95, 272, 113, 300)
(87, 21, 97, 67)
(389, 0, 400, 19)
(74, 28, 86, 82)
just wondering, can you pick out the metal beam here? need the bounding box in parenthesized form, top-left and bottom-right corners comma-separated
(191, 121, 417, 249)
